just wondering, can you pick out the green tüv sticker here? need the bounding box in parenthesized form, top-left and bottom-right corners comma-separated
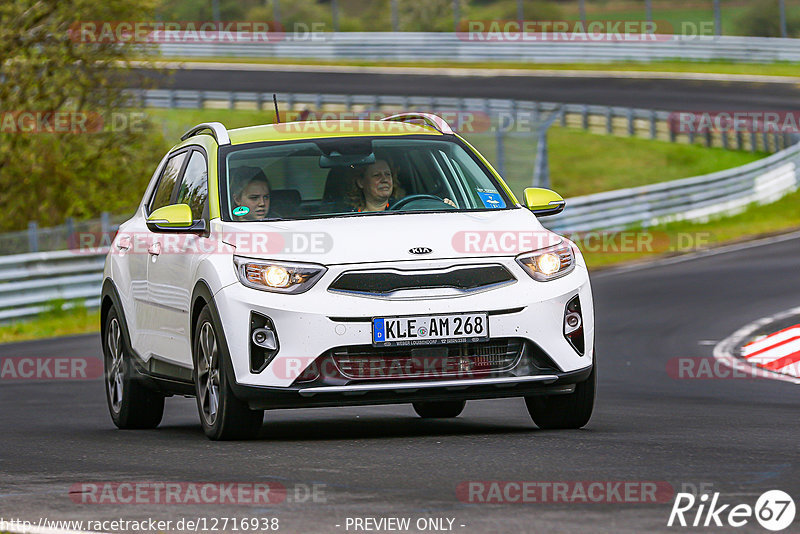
(233, 206, 250, 216)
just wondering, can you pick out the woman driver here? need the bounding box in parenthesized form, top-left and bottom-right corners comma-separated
(349, 159, 455, 212)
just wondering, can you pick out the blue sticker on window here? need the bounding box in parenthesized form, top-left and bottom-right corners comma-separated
(373, 318, 385, 343)
(477, 191, 506, 209)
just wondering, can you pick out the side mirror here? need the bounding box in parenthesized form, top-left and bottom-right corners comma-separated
(146, 204, 205, 233)
(523, 188, 566, 217)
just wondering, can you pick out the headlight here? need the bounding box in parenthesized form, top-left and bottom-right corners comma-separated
(516, 241, 575, 281)
(234, 257, 327, 294)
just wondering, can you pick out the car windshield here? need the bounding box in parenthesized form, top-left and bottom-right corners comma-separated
(220, 136, 513, 221)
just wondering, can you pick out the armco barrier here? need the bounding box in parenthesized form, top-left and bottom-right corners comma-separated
(0, 250, 107, 322)
(158, 33, 800, 64)
(1, 141, 798, 322)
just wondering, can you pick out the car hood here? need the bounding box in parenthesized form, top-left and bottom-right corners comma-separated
(214, 208, 561, 266)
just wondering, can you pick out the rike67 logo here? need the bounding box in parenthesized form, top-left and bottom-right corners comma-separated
(668, 490, 795, 531)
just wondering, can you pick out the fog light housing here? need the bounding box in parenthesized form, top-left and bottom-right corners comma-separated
(564, 296, 584, 355)
(250, 313, 279, 373)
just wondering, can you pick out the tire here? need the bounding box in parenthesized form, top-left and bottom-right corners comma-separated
(103, 306, 164, 429)
(193, 306, 263, 440)
(412, 400, 466, 418)
(525, 363, 596, 430)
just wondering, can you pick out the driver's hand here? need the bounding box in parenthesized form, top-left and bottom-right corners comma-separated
(443, 198, 457, 207)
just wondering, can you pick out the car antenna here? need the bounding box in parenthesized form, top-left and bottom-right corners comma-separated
(273, 93, 281, 124)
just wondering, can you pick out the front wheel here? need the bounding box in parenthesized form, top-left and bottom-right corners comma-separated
(412, 400, 466, 418)
(103, 307, 164, 429)
(193, 306, 263, 440)
(525, 363, 596, 429)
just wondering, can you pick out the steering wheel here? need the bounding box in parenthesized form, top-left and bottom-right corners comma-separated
(389, 194, 453, 211)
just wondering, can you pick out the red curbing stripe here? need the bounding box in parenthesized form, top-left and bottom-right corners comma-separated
(743, 324, 800, 348)
(744, 335, 800, 359)
(762, 350, 800, 371)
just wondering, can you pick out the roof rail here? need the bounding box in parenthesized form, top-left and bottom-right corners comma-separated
(380, 113, 455, 135)
(180, 122, 231, 146)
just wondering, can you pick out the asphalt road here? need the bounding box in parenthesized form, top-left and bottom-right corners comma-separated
(2, 234, 799, 533)
(136, 66, 800, 111)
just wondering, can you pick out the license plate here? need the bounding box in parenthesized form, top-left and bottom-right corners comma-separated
(372, 313, 489, 346)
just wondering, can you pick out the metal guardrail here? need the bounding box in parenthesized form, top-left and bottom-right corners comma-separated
(0, 249, 107, 322)
(129, 89, 793, 155)
(158, 33, 800, 63)
(2, 139, 798, 322)
(545, 142, 800, 233)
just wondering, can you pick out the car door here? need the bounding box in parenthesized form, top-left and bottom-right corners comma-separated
(131, 150, 189, 362)
(146, 148, 210, 368)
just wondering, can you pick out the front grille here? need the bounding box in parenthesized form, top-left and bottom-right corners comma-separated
(328, 265, 515, 296)
(331, 338, 524, 380)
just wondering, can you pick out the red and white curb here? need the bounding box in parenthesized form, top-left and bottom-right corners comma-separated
(742, 324, 800, 378)
(713, 306, 800, 385)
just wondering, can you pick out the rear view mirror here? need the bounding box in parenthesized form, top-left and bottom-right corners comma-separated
(524, 188, 566, 217)
(319, 151, 375, 168)
(147, 204, 205, 233)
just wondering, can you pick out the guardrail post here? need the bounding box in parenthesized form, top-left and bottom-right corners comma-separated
(705, 130, 713, 148)
(713, 0, 721, 36)
(780, 0, 788, 38)
(391, 0, 398, 32)
(101, 212, 110, 237)
(197, 90, 204, 109)
(721, 130, 729, 150)
(287, 93, 295, 114)
(168, 90, 176, 109)
(332, 0, 339, 32)
(750, 131, 757, 153)
(345, 94, 352, 112)
(762, 131, 769, 153)
(736, 131, 744, 151)
(65, 217, 75, 250)
(228, 92, 235, 110)
(688, 129, 696, 146)
(28, 221, 38, 253)
(495, 126, 505, 177)
(649, 110, 657, 140)
(580, 105, 588, 130)
(627, 108, 635, 137)
(773, 133, 781, 152)
(256, 92, 263, 111)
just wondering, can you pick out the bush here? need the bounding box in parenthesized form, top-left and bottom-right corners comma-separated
(734, 0, 800, 37)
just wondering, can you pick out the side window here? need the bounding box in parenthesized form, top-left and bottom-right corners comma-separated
(175, 150, 208, 220)
(149, 152, 187, 213)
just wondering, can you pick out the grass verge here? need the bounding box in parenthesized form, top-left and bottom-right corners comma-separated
(0, 306, 101, 344)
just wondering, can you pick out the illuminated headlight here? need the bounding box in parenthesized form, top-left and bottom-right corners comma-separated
(234, 257, 327, 294)
(516, 242, 575, 281)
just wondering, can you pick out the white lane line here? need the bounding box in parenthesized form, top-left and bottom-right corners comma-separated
(713, 306, 800, 385)
(133, 60, 800, 84)
(592, 229, 800, 279)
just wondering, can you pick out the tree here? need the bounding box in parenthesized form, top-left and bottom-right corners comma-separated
(0, 0, 166, 232)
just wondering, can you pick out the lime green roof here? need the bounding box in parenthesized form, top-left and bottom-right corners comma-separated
(227, 120, 443, 145)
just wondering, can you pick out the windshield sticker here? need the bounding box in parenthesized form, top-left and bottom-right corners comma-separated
(232, 206, 250, 217)
(477, 191, 506, 209)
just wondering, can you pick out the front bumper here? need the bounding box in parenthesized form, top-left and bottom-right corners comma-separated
(213, 256, 595, 391)
(228, 365, 593, 410)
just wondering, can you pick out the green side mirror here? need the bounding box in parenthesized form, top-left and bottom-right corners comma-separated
(147, 204, 201, 232)
(523, 188, 566, 217)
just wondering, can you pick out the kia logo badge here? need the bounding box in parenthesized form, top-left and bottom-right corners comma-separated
(409, 247, 432, 255)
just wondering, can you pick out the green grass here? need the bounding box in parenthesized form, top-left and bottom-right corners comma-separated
(581, 188, 800, 269)
(0, 305, 101, 344)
